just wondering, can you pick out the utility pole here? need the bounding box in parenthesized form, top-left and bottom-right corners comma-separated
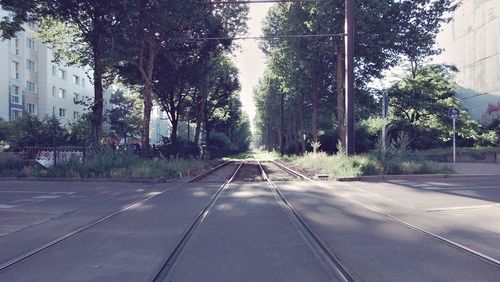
(280, 91, 284, 157)
(345, 0, 355, 155)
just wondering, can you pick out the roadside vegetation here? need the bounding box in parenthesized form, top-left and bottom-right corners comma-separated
(253, 1, 499, 177)
(0, 1, 252, 179)
(0, 148, 215, 179)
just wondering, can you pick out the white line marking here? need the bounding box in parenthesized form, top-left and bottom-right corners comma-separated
(0, 191, 75, 194)
(32, 195, 61, 199)
(0, 204, 19, 209)
(424, 186, 500, 190)
(10, 199, 44, 203)
(427, 204, 500, 212)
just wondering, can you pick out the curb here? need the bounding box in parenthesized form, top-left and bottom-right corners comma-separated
(336, 173, 500, 182)
(0, 176, 179, 184)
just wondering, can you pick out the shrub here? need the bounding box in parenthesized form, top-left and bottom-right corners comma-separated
(0, 157, 25, 176)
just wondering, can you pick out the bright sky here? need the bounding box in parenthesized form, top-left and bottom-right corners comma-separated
(234, 3, 273, 133)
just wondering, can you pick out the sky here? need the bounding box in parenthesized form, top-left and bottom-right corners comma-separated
(233, 3, 273, 133)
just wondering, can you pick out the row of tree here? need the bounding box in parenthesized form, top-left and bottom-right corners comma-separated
(253, 1, 500, 154)
(0, 0, 251, 150)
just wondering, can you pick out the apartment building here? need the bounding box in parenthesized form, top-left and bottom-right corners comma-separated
(436, 0, 500, 124)
(0, 10, 107, 124)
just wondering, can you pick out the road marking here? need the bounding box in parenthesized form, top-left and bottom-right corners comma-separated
(32, 195, 61, 199)
(0, 191, 75, 194)
(423, 186, 500, 190)
(0, 204, 19, 209)
(427, 204, 500, 212)
(10, 199, 45, 203)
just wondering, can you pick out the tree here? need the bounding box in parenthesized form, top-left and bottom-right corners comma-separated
(388, 64, 496, 149)
(257, 0, 457, 153)
(114, 0, 247, 148)
(0, 0, 126, 147)
(108, 90, 142, 144)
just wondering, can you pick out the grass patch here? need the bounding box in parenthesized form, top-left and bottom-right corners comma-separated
(223, 151, 253, 160)
(291, 152, 452, 178)
(0, 156, 25, 177)
(3, 147, 214, 179)
(252, 150, 282, 161)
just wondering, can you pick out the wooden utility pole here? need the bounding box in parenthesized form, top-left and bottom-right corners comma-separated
(345, 0, 355, 155)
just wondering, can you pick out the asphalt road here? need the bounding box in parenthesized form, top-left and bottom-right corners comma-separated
(1, 175, 500, 281)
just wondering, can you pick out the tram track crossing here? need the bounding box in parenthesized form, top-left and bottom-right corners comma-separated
(270, 160, 500, 270)
(0, 161, 233, 272)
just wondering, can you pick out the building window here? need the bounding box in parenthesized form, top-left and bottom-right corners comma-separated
(73, 111, 80, 119)
(59, 108, 66, 118)
(27, 59, 36, 72)
(11, 109, 22, 119)
(72, 75, 80, 85)
(11, 85, 21, 104)
(52, 106, 56, 115)
(13, 38, 20, 56)
(27, 103, 36, 114)
(58, 69, 66, 79)
(27, 38, 35, 50)
(12, 61, 20, 80)
(52, 65, 56, 76)
(73, 93, 80, 103)
(58, 88, 66, 98)
(82, 78, 85, 87)
(27, 81, 36, 93)
(52, 86, 56, 97)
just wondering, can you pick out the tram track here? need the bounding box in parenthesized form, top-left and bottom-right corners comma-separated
(0, 161, 232, 272)
(150, 161, 244, 281)
(270, 159, 500, 270)
(257, 160, 355, 282)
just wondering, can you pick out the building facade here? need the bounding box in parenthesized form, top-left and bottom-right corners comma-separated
(0, 11, 105, 124)
(436, 0, 500, 123)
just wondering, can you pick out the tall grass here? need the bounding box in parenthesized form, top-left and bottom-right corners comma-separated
(293, 152, 380, 177)
(17, 147, 212, 179)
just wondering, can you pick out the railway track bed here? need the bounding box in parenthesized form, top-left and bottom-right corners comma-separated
(2, 158, 500, 281)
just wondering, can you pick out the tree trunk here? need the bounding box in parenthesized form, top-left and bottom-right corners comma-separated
(299, 93, 306, 153)
(141, 82, 153, 149)
(90, 47, 103, 148)
(194, 94, 206, 144)
(311, 78, 320, 143)
(137, 41, 158, 150)
(335, 41, 346, 150)
(170, 114, 178, 142)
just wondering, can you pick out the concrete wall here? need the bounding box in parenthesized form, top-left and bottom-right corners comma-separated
(436, 0, 500, 123)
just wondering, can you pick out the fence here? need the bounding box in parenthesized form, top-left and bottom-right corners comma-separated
(23, 146, 86, 167)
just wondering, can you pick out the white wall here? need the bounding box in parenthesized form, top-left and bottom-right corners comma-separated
(435, 0, 500, 123)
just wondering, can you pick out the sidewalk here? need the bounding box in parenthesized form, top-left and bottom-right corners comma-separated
(448, 162, 500, 175)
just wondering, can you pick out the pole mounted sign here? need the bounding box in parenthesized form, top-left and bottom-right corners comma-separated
(448, 107, 460, 163)
(448, 107, 460, 119)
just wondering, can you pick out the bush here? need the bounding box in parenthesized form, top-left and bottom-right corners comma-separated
(159, 139, 200, 160)
(0, 157, 25, 176)
(293, 152, 381, 177)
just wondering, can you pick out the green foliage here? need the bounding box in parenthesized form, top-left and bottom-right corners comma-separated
(388, 64, 497, 149)
(0, 157, 25, 176)
(255, 1, 456, 154)
(108, 90, 142, 141)
(39, 147, 209, 178)
(293, 152, 380, 177)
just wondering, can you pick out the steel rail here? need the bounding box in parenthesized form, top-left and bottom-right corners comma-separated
(150, 161, 245, 281)
(271, 160, 500, 268)
(0, 161, 232, 272)
(257, 160, 355, 282)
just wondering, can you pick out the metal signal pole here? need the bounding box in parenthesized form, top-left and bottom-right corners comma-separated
(345, 0, 355, 155)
